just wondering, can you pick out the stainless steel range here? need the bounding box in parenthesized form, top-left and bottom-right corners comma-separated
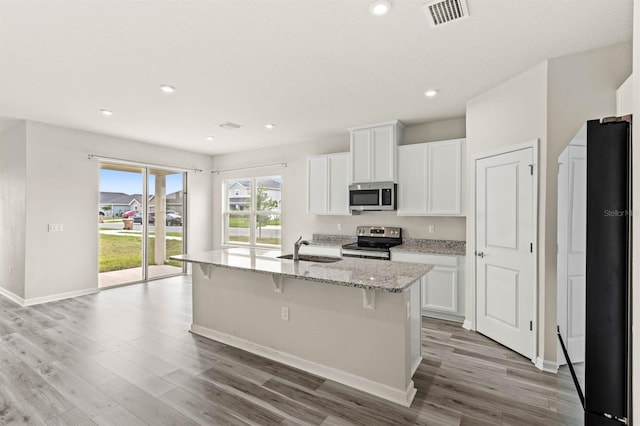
(341, 226, 402, 260)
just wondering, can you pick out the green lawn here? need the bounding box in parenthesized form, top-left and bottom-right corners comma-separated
(99, 234, 183, 272)
(228, 216, 280, 227)
(228, 235, 281, 245)
(118, 230, 183, 237)
(228, 216, 250, 227)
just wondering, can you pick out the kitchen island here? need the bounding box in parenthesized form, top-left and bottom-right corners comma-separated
(171, 248, 432, 406)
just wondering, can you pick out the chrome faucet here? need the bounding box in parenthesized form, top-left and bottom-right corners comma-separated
(293, 236, 310, 261)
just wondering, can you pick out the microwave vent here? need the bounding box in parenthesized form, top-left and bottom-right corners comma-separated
(423, 0, 469, 28)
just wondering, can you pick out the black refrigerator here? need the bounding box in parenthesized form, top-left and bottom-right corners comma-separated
(559, 116, 632, 425)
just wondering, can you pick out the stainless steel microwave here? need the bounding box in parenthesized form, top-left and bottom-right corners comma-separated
(349, 182, 397, 211)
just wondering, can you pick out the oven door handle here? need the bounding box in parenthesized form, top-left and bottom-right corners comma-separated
(341, 250, 390, 260)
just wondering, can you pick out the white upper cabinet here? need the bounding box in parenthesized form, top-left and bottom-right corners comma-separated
(351, 130, 372, 183)
(371, 125, 395, 182)
(397, 144, 427, 215)
(327, 153, 350, 214)
(307, 152, 351, 215)
(307, 155, 328, 214)
(350, 120, 404, 183)
(397, 138, 466, 216)
(426, 139, 465, 215)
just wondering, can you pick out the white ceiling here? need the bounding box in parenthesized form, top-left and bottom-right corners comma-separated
(0, 0, 633, 155)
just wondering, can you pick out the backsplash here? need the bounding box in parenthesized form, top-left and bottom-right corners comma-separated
(312, 234, 356, 246)
(313, 212, 466, 241)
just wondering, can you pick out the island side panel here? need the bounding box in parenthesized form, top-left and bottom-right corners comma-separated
(191, 265, 416, 405)
(408, 279, 422, 376)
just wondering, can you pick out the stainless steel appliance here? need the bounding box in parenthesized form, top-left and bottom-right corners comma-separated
(341, 226, 402, 260)
(349, 182, 396, 212)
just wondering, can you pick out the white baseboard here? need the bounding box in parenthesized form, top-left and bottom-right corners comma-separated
(462, 320, 473, 330)
(535, 357, 559, 374)
(191, 323, 417, 407)
(23, 288, 99, 306)
(422, 310, 464, 323)
(0, 286, 25, 306)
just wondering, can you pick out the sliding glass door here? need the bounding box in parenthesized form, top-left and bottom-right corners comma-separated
(98, 164, 145, 287)
(147, 169, 185, 279)
(98, 163, 186, 287)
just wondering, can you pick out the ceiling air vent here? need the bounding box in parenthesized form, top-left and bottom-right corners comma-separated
(219, 122, 243, 130)
(423, 0, 469, 28)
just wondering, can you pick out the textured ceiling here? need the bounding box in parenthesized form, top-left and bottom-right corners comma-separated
(0, 0, 633, 154)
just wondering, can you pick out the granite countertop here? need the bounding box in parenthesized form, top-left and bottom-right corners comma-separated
(171, 248, 431, 293)
(311, 234, 356, 247)
(391, 238, 467, 256)
(391, 239, 466, 256)
(311, 234, 466, 256)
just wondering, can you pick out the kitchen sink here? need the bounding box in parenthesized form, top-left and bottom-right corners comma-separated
(277, 254, 342, 263)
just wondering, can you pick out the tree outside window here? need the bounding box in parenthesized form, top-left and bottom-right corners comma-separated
(223, 176, 281, 247)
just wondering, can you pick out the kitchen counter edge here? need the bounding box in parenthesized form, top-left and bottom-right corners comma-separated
(171, 249, 432, 293)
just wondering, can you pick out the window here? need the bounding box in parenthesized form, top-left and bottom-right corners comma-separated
(223, 176, 281, 247)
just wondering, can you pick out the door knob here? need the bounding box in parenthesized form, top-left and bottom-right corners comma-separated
(475, 251, 485, 258)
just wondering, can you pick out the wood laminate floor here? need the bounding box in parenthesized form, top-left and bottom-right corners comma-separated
(0, 276, 582, 425)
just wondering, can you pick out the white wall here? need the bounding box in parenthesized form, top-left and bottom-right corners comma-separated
(465, 42, 632, 366)
(0, 121, 27, 300)
(544, 42, 632, 363)
(211, 119, 467, 251)
(465, 61, 548, 355)
(403, 118, 466, 145)
(616, 74, 633, 116)
(21, 121, 213, 301)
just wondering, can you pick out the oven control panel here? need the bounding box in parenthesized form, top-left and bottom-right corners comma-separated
(356, 226, 401, 238)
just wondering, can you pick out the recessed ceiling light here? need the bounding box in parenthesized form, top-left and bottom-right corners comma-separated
(100, 109, 113, 116)
(160, 85, 175, 93)
(265, 124, 275, 129)
(424, 89, 439, 97)
(369, 0, 391, 16)
(206, 136, 215, 141)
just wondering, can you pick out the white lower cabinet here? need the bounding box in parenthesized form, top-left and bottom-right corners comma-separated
(391, 251, 465, 322)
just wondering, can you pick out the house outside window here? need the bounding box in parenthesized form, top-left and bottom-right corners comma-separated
(223, 176, 281, 247)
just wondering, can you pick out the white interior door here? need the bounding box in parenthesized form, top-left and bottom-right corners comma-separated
(476, 147, 536, 359)
(557, 144, 586, 364)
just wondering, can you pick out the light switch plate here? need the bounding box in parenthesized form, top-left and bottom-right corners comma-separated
(48, 223, 64, 232)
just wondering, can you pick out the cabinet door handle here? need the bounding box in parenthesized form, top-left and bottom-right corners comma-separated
(475, 251, 485, 258)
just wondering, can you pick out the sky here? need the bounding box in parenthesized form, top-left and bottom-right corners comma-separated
(99, 169, 183, 195)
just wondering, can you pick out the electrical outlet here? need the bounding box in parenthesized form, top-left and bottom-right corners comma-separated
(337, 223, 342, 231)
(428, 225, 435, 234)
(281, 307, 289, 321)
(48, 223, 63, 232)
